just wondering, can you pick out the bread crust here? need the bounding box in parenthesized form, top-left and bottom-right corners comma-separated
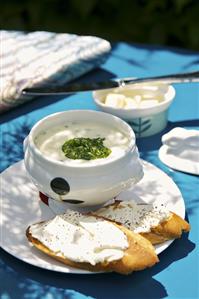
(140, 212, 190, 244)
(26, 219, 159, 274)
(26, 200, 190, 273)
(93, 201, 190, 245)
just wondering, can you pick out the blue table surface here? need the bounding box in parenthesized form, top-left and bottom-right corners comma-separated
(0, 42, 199, 299)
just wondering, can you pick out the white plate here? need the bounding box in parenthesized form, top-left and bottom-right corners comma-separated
(159, 145, 199, 176)
(0, 160, 185, 274)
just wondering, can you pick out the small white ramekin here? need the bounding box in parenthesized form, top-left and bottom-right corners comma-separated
(93, 84, 175, 137)
(24, 110, 143, 207)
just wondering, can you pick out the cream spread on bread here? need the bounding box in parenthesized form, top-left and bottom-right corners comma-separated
(29, 210, 128, 265)
(95, 201, 171, 233)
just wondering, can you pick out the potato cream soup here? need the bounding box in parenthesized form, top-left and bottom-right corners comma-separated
(34, 121, 130, 166)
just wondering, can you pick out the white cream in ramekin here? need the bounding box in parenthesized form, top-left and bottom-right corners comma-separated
(24, 110, 143, 207)
(93, 83, 175, 137)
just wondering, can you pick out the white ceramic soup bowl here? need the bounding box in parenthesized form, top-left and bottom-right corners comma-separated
(24, 110, 143, 207)
(93, 83, 175, 137)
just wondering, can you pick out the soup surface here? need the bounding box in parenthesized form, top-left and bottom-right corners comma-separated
(34, 121, 130, 165)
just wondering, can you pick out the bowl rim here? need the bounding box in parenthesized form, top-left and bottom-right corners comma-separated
(26, 110, 136, 169)
(92, 84, 176, 113)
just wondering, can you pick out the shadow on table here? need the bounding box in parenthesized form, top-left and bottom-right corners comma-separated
(0, 116, 33, 172)
(0, 225, 195, 299)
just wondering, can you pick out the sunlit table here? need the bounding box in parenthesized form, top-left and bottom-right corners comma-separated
(1, 42, 199, 299)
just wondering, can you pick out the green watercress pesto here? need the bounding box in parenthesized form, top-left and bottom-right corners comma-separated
(62, 137, 111, 160)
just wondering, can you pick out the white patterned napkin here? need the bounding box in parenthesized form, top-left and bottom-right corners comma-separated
(0, 30, 111, 112)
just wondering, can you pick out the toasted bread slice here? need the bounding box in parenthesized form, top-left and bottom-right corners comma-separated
(94, 201, 190, 245)
(26, 212, 158, 275)
(141, 212, 190, 244)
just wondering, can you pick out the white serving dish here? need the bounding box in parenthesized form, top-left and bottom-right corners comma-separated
(23, 110, 143, 207)
(93, 83, 176, 137)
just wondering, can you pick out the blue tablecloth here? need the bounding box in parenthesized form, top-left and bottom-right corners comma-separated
(1, 42, 199, 299)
